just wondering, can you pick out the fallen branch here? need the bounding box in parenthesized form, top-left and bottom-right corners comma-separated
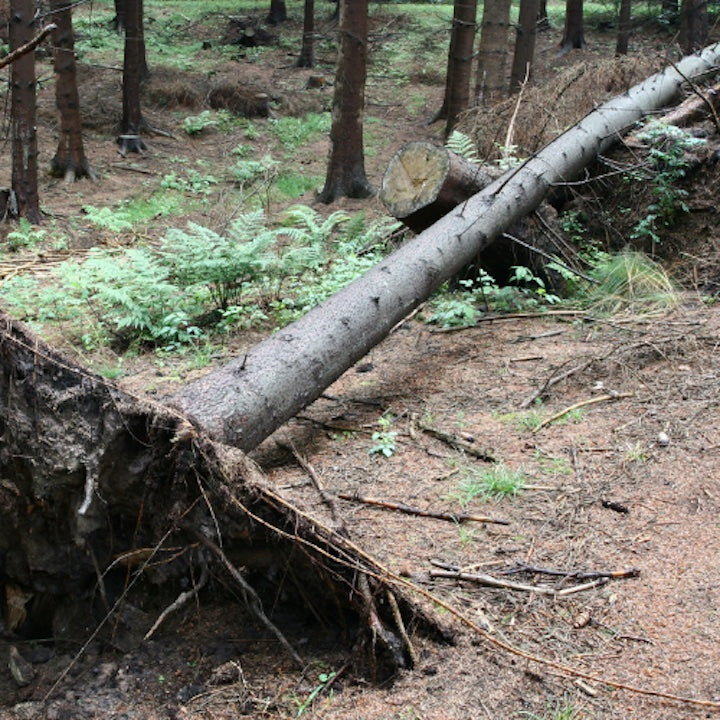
(417, 422, 497, 462)
(0, 23, 56, 71)
(429, 568, 609, 596)
(338, 492, 509, 525)
(532, 392, 634, 433)
(501, 564, 640, 581)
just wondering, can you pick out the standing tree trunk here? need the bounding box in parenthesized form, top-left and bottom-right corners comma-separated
(560, 0, 585, 53)
(317, 0, 373, 203)
(118, 0, 147, 156)
(474, 0, 511, 105)
(10, 0, 40, 223)
(444, 0, 477, 138)
(510, 0, 540, 94)
(680, 0, 708, 55)
(615, 0, 631, 55)
(538, 0, 549, 29)
(174, 41, 720, 451)
(113, 0, 126, 33)
(49, 0, 96, 182)
(267, 0, 287, 25)
(296, 0, 315, 67)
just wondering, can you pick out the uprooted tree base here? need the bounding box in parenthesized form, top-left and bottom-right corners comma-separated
(0, 312, 444, 684)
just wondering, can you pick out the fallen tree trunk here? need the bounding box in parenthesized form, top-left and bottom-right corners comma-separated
(379, 142, 568, 289)
(173, 42, 720, 452)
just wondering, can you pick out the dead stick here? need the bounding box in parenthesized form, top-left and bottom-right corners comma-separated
(520, 357, 595, 408)
(194, 532, 304, 668)
(0, 23, 56, 71)
(430, 569, 608, 596)
(338, 492, 509, 525)
(502, 564, 640, 581)
(418, 423, 497, 462)
(533, 392, 634, 433)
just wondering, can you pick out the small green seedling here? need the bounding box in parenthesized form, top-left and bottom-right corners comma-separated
(369, 414, 398, 457)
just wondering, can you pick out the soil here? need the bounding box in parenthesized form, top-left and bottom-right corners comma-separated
(2, 5, 720, 720)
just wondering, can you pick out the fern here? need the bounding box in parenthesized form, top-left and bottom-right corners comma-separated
(161, 212, 281, 310)
(82, 205, 134, 233)
(445, 130, 479, 164)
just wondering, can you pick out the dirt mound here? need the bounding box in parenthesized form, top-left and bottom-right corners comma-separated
(462, 54, 666, 161)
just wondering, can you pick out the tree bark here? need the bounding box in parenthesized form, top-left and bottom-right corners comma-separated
(615, 0, 631, 56)
(680, 0, 708, 55)
(10, 0, 40, 224)
(474, 0, 511, 105)
(173, 42, 720, 451)
(50, 0, 96, 182)
(267, 0, 287, 25)
(560, 0, 585, 53)
(444, 0, 477, 137)
(118, 0, 147, 155)
(297, 0, 315, 67)
(113, 0, 126, 33)
(510, 0, 540, 94)
(317, 0, 373, 203)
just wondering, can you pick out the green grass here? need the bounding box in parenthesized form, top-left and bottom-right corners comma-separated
(451, 464, 526, 506)
(585, 251, 678, 316)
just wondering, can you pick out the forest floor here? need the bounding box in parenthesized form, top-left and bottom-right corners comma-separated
(2, 3, 720, 719)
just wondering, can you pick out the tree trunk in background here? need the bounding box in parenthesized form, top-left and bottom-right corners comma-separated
(680, 0, 708, 55)
(174, 43, 720, 451)
(297, 0, 314, 67)
(560, 0, 585, 53)
(113, 0, 126, 33)
(444, 0, 477, 138)
(615, 0, 631, 55)
(50, 0, 96, 182)
(267, 0, 287, 25)
(118, 0, 147, 156)
(317, 0, 373, 203)
(510, 0, 540, 94)
(10, 0, 40, 223)
(538, 0, 549, 29)
(474, 0, 511, 105)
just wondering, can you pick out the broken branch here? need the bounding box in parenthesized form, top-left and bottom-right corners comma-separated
(338, 492, 510, 525)
(533, 392, 634, 433)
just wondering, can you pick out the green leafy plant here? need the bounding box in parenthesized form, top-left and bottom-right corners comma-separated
(270, 112, 331, 152)
(161, 211, 280, 311)
(60, 247, 200, 347)
(369, 414, 398, 457)
(295, 670, 336, 717)
(161, 170, 219, 196)
(183, 110, 219, 135)
(445, 130, 479, 163)
(82, 205, 134, 233)
(630, 121, 706, 245)
(5, 218, 46, 250)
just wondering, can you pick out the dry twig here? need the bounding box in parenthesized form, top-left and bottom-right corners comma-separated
(338, 492, 509, 525)
(533, 392, 634, 432)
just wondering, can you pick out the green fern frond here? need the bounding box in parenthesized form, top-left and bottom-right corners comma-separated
(445, 130, 479, 164)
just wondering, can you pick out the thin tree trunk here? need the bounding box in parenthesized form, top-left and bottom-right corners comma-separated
(537, 0, 549, 29)
(118, 0, 147, 155)
(615, 0, 631, 55)
(444, 0, 477, 137)
(680, 0, 708, 55)
(560, 0, 585, 53)
(50, 0, 96, 182)
(10, 0, 40, 223)
(317, 0, 373, 203)
(113, 0, 126, 33)
(474, 0, 511, 105)
(173, 41, 720, 451)
(510, 0, 540, 94)
(297, 0, 315, 68)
